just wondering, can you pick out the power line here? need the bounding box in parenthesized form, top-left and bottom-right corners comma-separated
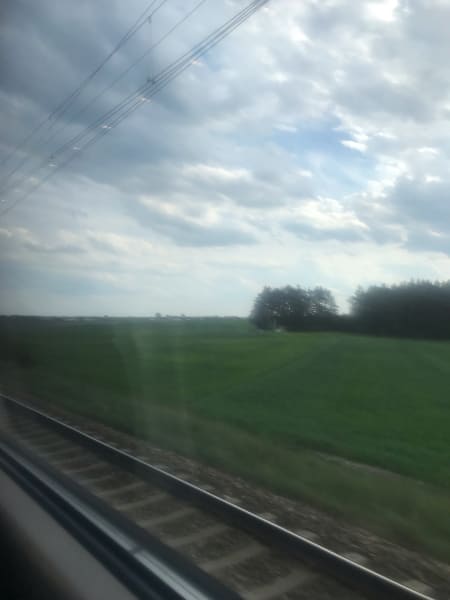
(11, 0, 209, 189)
(0, 0, 207, 198)
(0, 0, 272, 218)
(42, 0, 269, 163)
(2, 0, 270, 211)
(46, 0, 168, 124)
(0, 0, 165, 175)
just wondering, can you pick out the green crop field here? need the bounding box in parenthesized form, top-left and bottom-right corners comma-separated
(1, 317, 449, 561)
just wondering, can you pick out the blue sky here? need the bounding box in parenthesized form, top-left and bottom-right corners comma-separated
(2, 0, 450, 316)
(271, 121, 376, 196)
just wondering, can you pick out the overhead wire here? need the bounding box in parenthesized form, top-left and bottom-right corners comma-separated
(2, 0, 270, 212)
(46, 0, 168, 124)
(34, 0, 269, 162)
(0, 0, 166, 177)
(26, 0, 208, 166)
(0, 0, 204, 197)
(0, 0, 271, 217)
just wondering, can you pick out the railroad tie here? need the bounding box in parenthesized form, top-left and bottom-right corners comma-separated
(11, 426, 50, 440)
(31, 438, 71, 452)
(245, 568, 315, 600)
(78, 472, 114, 485)
(51, 452, 96, 466)
(42, 446, 81, 460)
(139, 506, 196, 528)
(116, 492, 169, 512)
(64, 462, 106, 476)
(20, 432, 63, 447)
(167, 523, 229, 548)
(201, 542, 265, 573)
(96, 481, 146, 499)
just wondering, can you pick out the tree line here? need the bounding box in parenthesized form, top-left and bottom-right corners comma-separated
(250, 286, 338, 331)
(250, 280, 450, 339)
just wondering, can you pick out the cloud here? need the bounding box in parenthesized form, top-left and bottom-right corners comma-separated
(86, 230, 154, 256)
(182, 163, 252, 182)
(128, 196, 257, 247)
(285, 221, 366, 243)
(405, 228, 450, 255)
(3, 1, 450, 314)
(418, 147, 439, 156)
(341, 140, 367, 153)
(385, 177, 450, 229)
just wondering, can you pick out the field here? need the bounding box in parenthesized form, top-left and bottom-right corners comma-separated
(1, 317, 449, 561)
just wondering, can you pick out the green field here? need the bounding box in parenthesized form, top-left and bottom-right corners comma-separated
(1, 317, 449, 561)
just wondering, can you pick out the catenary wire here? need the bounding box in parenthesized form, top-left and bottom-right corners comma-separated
(0, 0, 205, 197)
(0, 0, 166, 177)
(0, 0, 271, 217)
(35, 0, 267, 163)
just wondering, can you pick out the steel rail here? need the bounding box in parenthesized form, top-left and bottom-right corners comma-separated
(0, 392, 435, 600)
(0, 431, 241, 600)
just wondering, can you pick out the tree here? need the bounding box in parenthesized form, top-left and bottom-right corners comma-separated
(249, 287, 276, 330)
(309, 287, 338, 317)
(250, 285, 338, 331)
(251, 280, 450, 339)
(350, 280, 450, 338)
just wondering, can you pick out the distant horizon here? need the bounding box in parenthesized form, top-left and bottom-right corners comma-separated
(0, 313, 252, 319)
(3, 275, 449, 319)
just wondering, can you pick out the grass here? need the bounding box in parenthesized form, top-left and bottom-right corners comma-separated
(1, 316, 449, 561)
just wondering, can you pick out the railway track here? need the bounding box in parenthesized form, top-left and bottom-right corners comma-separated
(0, 394, 436, 600)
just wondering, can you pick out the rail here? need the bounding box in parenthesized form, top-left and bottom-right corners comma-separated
(0, 393, 435, 600)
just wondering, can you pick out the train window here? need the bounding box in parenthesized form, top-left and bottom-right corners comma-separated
(1, 1, 449, 599)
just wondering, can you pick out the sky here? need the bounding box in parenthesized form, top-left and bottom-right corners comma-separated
(1, 0, 450, 316)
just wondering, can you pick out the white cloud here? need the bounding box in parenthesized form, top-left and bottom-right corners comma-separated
(418, 147, 439, 156)
(367, 0, 399, 22)
(341, 140, 368, 152)
(288, 24, 310, 45)
(288, 197, 368, 232)
(3, 0, 450, 315)
(182, 163, 252, 182)
(275, 123, 297, 133)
